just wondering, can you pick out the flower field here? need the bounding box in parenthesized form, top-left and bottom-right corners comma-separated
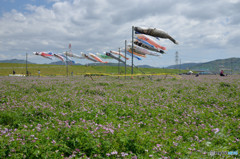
(0, 75, 239, 158)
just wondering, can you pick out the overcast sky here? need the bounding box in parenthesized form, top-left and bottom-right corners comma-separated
(0, 0, 240, 67)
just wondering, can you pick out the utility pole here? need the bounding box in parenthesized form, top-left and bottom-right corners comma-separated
(66, 43, 71, 77)
(26, 53, 28, 76)
(179, 59, 181, 74)
(131, 26, 134, 75)
(66, 51, 68, 77)
(118, 48, 120, 75)
(175, 51, 179, 74)
(125, 40, 127, 79)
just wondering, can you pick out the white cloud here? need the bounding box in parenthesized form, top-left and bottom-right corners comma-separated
(0, 0, 240, 67)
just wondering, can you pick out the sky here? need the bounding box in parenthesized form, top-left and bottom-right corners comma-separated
(0, 0, 240, 67)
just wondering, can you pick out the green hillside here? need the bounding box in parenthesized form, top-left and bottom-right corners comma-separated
(191, 58, 240, 74)
(0, 63, 183, 76)
(0, 59, 34, 64)
(167, 57, 240, 74)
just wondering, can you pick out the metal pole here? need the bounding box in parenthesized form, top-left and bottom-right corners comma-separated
(131, 26, 134, 75)
(125, 40, 127, 79)
(66, 51, 68, 77)
(179, 59, 181, 74)
(175, 51, 178, 73)
(26, 53, 28, 76)
(118, 48, 120, 75)
(68, 43, 71, 77)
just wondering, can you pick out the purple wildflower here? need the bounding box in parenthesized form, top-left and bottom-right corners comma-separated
(212, 128, 220, 134)
(51, 140, 56, 144)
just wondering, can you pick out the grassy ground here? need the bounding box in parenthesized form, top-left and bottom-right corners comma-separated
(0, 63, 185, 76)
(0, 75, 239, 158)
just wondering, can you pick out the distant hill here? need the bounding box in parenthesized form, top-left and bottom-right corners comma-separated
(48, 61, 82, 65)
(48, 61, 65, 65)
(167, 63, 199, 69)
(167, 57, 240, 73)
(0, 59, 35, 64)
(47, 60, 152, 68)
(49, 61, 129, 66)
(48, 62, 158, 68)
(87, 62, 131, 67)
(2, 58, 240, 74)
(48, 61, 130, 66)
(137, 65, 156, 68)
(86, 63, 155, 68)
